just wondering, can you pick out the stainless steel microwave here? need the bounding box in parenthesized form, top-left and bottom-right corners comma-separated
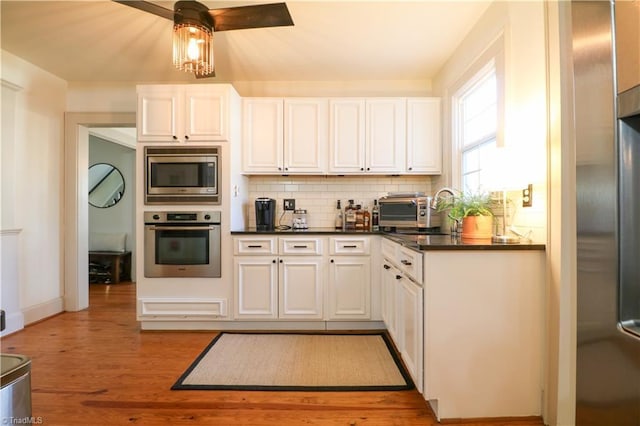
(378, 194, 442, 230)
(145, 146, 220, 204)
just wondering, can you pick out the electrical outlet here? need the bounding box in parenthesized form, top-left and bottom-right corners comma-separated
(522, 184, 533, 207)
(283, 199, 296, 211)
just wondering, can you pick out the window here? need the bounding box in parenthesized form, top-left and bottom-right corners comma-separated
(451, 36, 504, 193)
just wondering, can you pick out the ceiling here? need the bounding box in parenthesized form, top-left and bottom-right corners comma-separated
(1, 1, 492, 84)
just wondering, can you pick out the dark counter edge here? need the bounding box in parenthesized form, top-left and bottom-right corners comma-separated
(231, 229, 546, 251)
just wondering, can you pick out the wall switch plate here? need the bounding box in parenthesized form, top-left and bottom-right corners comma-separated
(522, 184, 533, 207)
(283, 199, 296, 211)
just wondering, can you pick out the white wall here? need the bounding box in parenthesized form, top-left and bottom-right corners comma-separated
(0, 50, 68, 326)
(432, 1, 556, 423)
(432, 1, 548, 243)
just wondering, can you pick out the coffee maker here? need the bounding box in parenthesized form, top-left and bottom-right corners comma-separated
(255, 198, 276, 231)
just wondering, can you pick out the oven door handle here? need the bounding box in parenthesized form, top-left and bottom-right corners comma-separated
(147, 225, 218, 231)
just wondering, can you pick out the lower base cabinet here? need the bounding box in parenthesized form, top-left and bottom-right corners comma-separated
(380, 238, 424, 393)
(234, 256, 323, 319)
(327, 256, 371, 319)
(279, 257, 323, 319)
(234, 256, 278, 318)
(399, 275, 423, 392)
(233, 236, 372, 321)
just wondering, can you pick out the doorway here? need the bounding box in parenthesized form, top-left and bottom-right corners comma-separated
(64, 112, 136, 311)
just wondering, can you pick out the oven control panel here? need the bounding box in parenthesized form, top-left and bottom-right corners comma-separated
(144, 211, 221, 224)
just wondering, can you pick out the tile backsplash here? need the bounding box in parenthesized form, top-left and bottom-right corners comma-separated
(247, 175, 433, 228)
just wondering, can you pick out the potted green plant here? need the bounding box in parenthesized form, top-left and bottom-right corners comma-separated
(437, 190, 494, 240)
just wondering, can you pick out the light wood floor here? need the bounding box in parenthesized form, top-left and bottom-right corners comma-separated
(1, 283, 544, 426)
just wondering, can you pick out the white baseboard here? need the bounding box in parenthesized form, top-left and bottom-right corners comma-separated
(22, 297, 64, 325)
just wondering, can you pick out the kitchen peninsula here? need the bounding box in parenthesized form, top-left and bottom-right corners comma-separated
(231, 229, 545, 421)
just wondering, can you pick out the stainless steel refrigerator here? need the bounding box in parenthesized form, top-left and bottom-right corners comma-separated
(572, 1, 640, 425)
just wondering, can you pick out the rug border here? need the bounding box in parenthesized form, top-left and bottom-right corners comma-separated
(171, 331, 415, 392)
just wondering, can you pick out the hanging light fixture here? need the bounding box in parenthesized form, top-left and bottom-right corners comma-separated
(172, 1, 214, 76)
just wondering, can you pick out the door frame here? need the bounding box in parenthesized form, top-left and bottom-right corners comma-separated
(64, 112, 136, 311)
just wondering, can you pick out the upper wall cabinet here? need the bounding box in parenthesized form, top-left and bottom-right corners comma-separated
(366, 98, 407, 173)
(406, 98, 441, 174)
(328, 99, 366, 173)
(137, 84, 230, 142)
(242, 98, 328, 174)
(329, 98, 406, 173)
(242, 98, 284, 172)
(242, 96, 441, 175)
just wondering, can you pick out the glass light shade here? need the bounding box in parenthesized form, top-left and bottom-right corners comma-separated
(173, 23, 214, 76)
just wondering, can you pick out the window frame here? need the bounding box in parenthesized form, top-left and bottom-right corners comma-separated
(450, 34, 506, 191)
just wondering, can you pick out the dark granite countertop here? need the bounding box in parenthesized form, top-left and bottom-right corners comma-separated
(231, 228, 546, 251)
(231, 227, 379, 235)
(382, 233, 546, 251)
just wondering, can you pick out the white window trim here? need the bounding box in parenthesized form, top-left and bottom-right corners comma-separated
(450, 32, 506, 190)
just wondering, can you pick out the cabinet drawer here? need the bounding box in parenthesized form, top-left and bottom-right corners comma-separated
(234, 237, 277, 255)
(279, 238, 323, 255)
(397, 245, 423, 284)
(381, 238, 398, 262)
(330, 237, 370, 255)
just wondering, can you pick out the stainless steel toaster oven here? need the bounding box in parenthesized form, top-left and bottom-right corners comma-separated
(378, 193, 442, 230)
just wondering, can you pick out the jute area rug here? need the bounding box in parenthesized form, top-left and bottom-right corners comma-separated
(172, 332, 414, 391)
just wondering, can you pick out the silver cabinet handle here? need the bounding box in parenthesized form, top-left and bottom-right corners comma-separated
(401, 260, 412, 266)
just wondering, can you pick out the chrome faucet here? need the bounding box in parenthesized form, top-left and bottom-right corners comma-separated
(431, 187, 456, 209)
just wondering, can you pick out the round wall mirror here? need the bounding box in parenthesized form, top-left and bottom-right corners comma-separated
(89, 163, 125, 208)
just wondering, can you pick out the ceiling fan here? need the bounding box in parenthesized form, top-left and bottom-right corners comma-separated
(113, 1, 294, 78)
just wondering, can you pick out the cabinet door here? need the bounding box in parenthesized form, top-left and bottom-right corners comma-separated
(366, 99, 406, 173)
(279, 257, 323, 319)
(283, 98, 328, 173)
(328, 256, 371, 319)
(381, 261, 399, 342)
(399, 277, 423, 393)
(184, 85, 228, 141)
(137, 85, 181, 142)
(406, 98, 441, 174)
(234, 257, 278, 319)
(242, 98, 284, 173)
(328, 99, 366, 173)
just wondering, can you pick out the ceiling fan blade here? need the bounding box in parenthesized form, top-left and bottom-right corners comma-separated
(209, 3, 294, 32)
(112, 1, 173, 21)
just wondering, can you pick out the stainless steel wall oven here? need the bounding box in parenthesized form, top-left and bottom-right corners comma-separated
(144, 211, 221, 278)
(145, 146, 220, 205)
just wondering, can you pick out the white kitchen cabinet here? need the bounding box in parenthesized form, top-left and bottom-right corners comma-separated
(234, 256, 278, 319)
(242, 98, 284, 173)
(381, 261, 399, 344)
(243, 96, 441, 175)
(242, 98, 327, 174)
(329, 98, 408, 174)
(279, 256, 323, 319)
(328, 99, 366, 173)
(328, 257, 371, 319)
(137, 84, 230, 142)
(406, 98, 441, 174)
(366, 98, 406, 173)
(422, 250, 545, 421)
(381, 237, 424, 393)
(327, 237, 371, 320)
(399, 274, 423, 392)
(283, 98, 328, 173)
(233, 236, 324, 320)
